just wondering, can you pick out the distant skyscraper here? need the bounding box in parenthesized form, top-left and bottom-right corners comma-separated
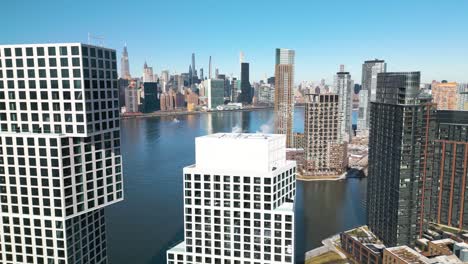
(192, 52, 197, 77)
(200, 68, 204, 80)
(118, 78, 129, 108)
(143, 61, 154, 82)
(204, 79, 225, 109)
(334, 66, 354, 142)
(240, 62, 252, 104)
(161, 70, 170, 92)
(231, 77, 239, 102)
(0, 43, 124, 264)
(274, 48, 295, 148)
(432, 81, 459, 110)
(120, 44, 131, 79)
(209, 56, 212, 79)
(167, 133, 296, 264)
(303, 94, 348, 177)
(215, 68, 219, 79)
(142, 82, 161, 113)
(367, 72, 436, 246)
(358, 59, 386, 130)
(125, 79, 140, 112)
(189, 65, 193, 85)
(457, 83, 468, 110)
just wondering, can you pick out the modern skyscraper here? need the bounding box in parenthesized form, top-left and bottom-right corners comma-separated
(189, 65, 193, 86)
(231, 77, 239, 102)
(274, 48, 295, 148)
(427, 110, 468, 230)
(303, 94, 347, 178)
(167, 133, 296, 264)
(240, 62, 251, 104)
(334, 66, 354, 142)
(142, 82, 160, 113)
(143, 61, 154, 82)
(161, 70, 170, 92)
(431, 81, 458, 110)
(200, 68, 204, 81)
(118, 78, 129, 108)
(209, 56, 212, 79)
(192, 53, 197, 77)
(120, 44, 131, 79)
(204, 79, 225, 109)
(0, 43, 124, 263)
(367, 72, 436, 246)
(358, 59, 386, 130)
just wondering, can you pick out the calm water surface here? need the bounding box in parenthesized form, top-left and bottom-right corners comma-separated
(106, 108, 367, 264)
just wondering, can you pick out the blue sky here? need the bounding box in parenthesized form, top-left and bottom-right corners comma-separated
(2, 0, 467, 83)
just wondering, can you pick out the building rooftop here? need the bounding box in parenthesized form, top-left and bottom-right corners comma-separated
(386, 246, 431, 263)
(429, 255, 463, 263)
(431, 238, 456, 245)
(344, 226, 383, 244)
(0, 42, 114, 50)
(193, 133, 290, 173)
(274, 202, 294, 212)
(203, 133, 284, 141)
(167, 241, 186, 253)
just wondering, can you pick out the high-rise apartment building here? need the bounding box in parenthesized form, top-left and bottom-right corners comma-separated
(367, 72, 436, 247)
(431, 81, 458, 110)
(274, 48, 295, 148)
(334, 66, 354, 142)
(0, 43, 124, 263)
(120, 45, 131, 79)
(303, 94, 347, 178)
(167, 133, 296, 264)
(358, 59, 386, 130)
(427, 110, 468, 230)
(240, 62, 251, 104)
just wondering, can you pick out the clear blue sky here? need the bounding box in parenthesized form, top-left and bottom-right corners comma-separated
(2, 0, 467, 83)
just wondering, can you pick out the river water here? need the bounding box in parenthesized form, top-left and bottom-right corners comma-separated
(106, 108, 367, 264)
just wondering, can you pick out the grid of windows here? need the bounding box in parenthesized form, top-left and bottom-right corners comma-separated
(0, 43, 123, 264)
(168, 166, 295, 264)
(0, 44, 119, 136)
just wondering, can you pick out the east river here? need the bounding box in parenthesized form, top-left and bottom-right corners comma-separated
(106, 108, 367, 264)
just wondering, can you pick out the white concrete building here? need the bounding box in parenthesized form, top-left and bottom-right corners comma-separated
(167, 133, 296, 264)
(0, 43, 124, 264)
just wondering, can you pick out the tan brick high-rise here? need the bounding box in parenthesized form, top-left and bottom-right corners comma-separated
(274, 48, 295, 147)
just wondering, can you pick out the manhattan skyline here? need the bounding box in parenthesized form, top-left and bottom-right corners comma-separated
(1, 0, 467, 83)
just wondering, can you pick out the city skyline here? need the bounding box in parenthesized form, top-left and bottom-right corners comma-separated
(1, 0, 468, 83)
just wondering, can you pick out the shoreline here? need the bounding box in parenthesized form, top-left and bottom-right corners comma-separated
(297, 169, 366, 182)
(121, 105, 275, 119)
(296, 172, 347, 182)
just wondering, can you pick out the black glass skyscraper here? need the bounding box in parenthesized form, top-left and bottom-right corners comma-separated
(367, 72, 436, 247)
(142, 82, 161, 113)
(240, 62, 251, 104)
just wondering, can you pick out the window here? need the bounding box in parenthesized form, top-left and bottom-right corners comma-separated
(48, 46, 56, 56)
(71, 46, 79, 55)
(59, 46, 67, 55)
